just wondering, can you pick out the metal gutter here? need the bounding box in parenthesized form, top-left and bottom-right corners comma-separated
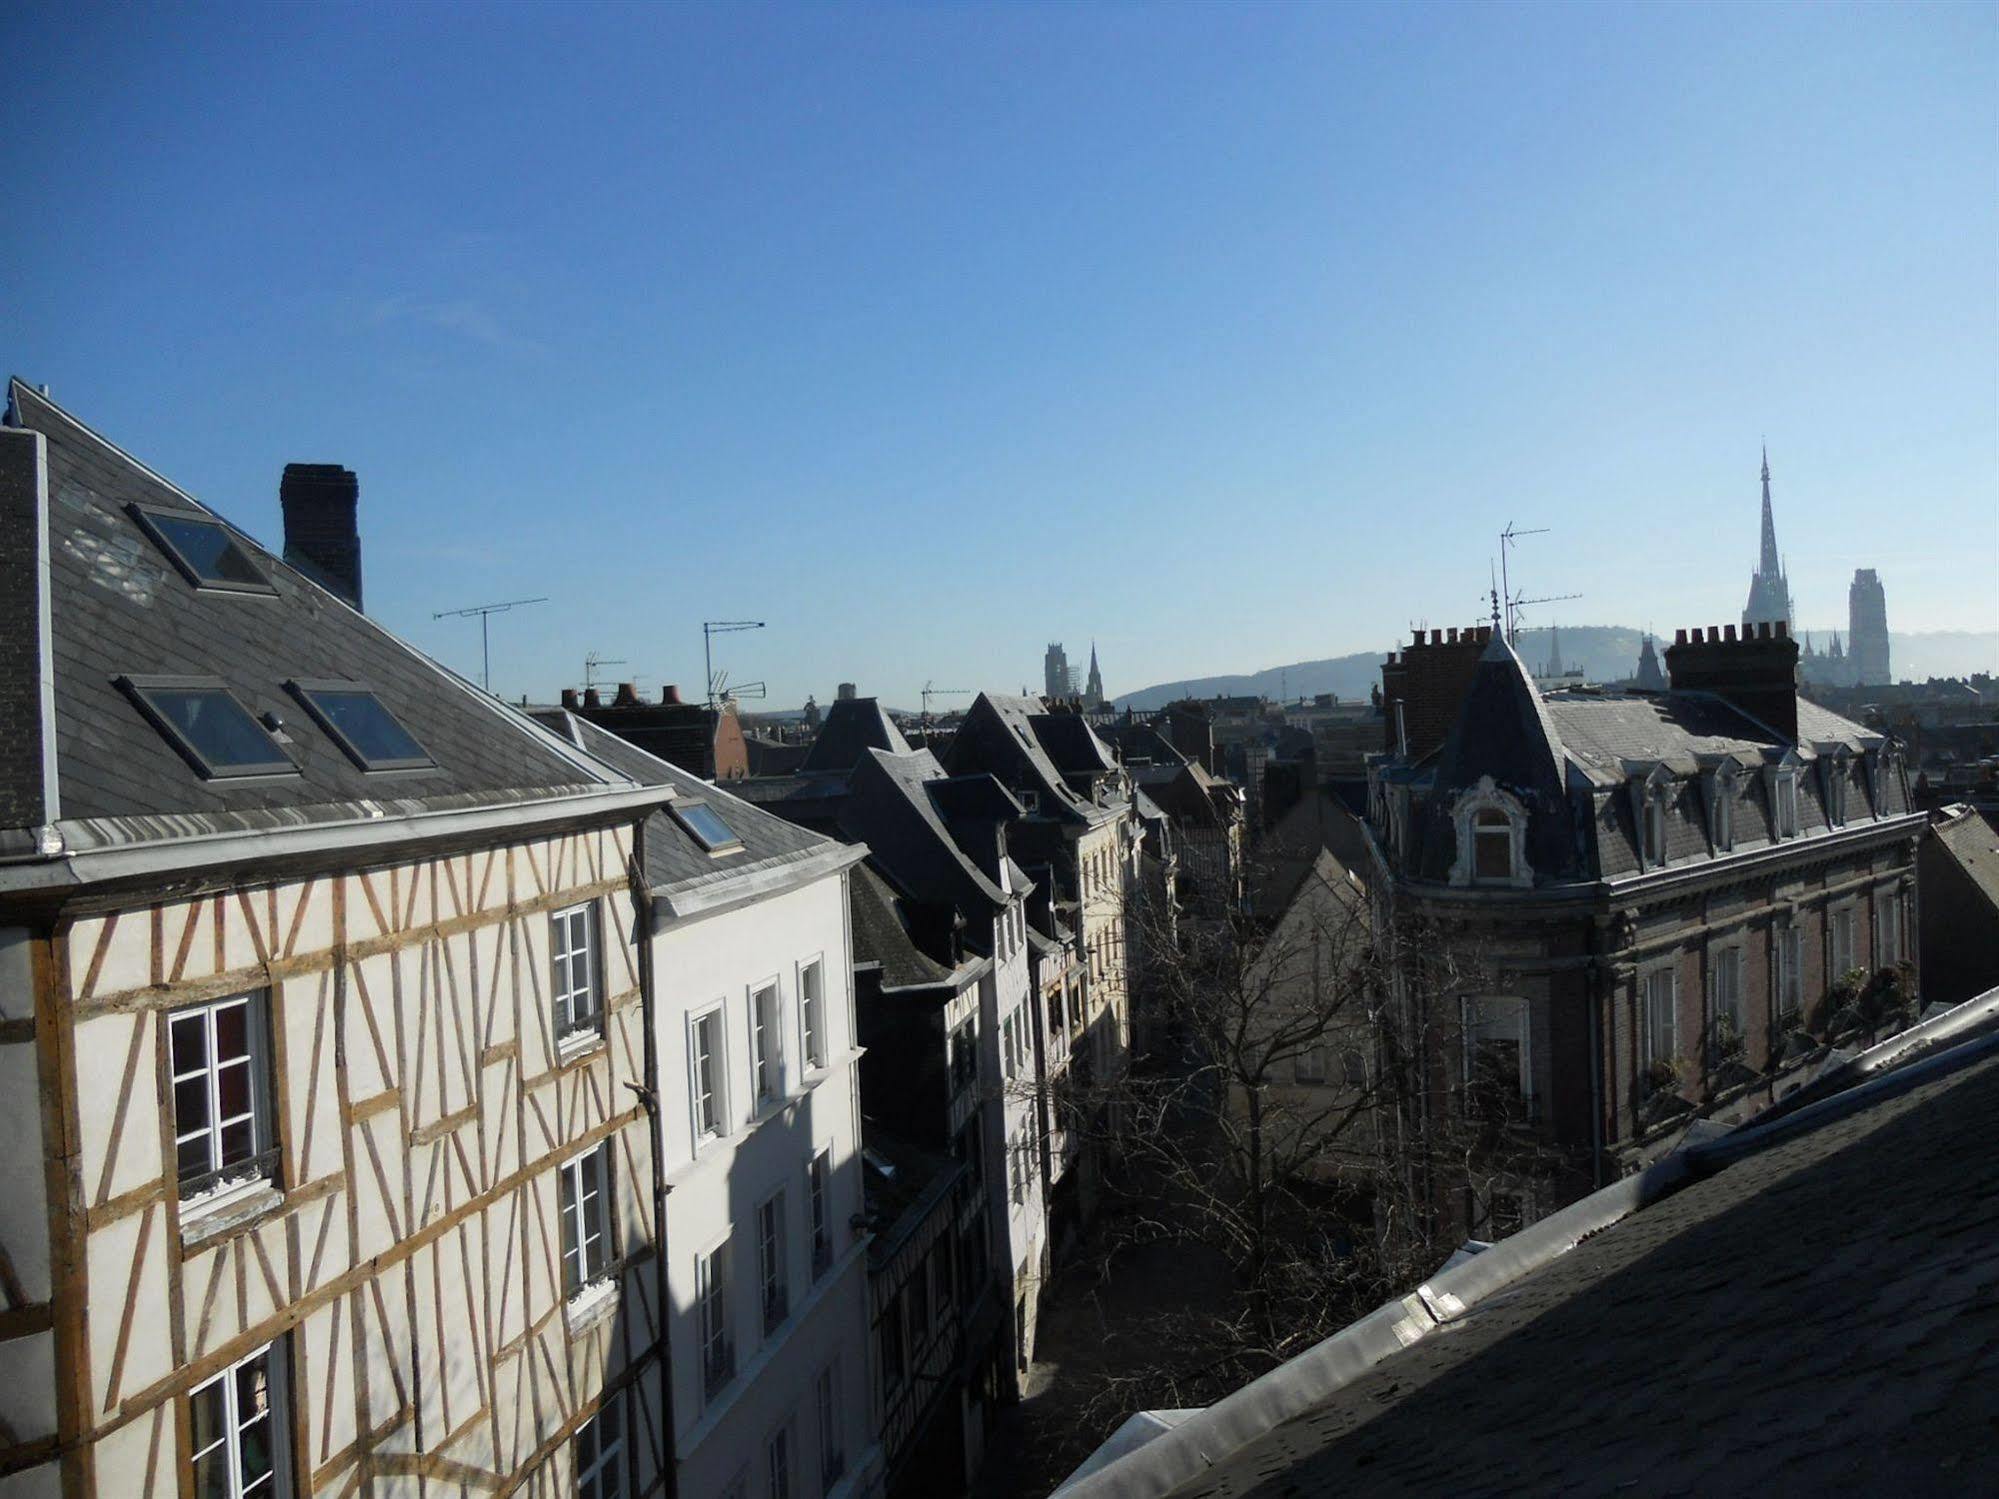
(0, 783, 675, 895)
(651, 843, 868, 924)
(1055, 1007, 1999, 1499)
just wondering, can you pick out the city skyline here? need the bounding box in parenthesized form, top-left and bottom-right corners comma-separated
(4, 2, 1993, 708)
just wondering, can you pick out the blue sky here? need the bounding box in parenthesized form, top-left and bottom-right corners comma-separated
(5, 1, 1993, 707)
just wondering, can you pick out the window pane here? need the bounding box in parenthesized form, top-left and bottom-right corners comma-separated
(217, 1060, 251, 1120)
(303, 689, 430, 767)
(146, 512, 271, 588)
(178, 1134, 213, 1183)
(189, 1377, 227, 1456)
(675, 802, 740, 851)
(146, 688, 289, 774)
(175, 1077, 212, 1135)
(220, 1119, 255, 1167)
(213, 1002, 249, 1061)
(171, 1011, 208, 1072)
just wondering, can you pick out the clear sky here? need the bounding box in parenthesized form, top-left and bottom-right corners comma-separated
(5, 1, 1994, 708)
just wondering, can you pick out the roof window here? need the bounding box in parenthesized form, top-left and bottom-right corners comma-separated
(129, 505, 276, 595)
(285, 680, 434, 771)
(673, 801, 743, 853)
(117, 676, 294, 779)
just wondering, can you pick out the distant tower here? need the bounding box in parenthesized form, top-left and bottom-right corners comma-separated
(1044, 642, 1072, 702)
(836, 682, 857, 702)
(1742, 445, 1794, 633)
(1545, 624, 1564, 678)
(1635, 634, 1666, 690)
(1849, 568, 1890, 685)
(1083, 641, 1105, 709)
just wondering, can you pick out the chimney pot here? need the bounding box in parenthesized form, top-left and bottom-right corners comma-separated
(1692, 628, 1705, 644)
(583, 688, 601, 709)
(560, 688, 579, 710)
(661, 684, 683, 705)
(1675, 629, 1689, 645)
(1447, 627, 1459, 644)
(1724, 624, 1737, 642)
(613, 681, 640, 708)
(1758, 621, 1772, 639)
(1774, 621, 1788, 639)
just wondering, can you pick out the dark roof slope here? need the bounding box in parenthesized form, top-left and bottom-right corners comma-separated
(6, 380, 631, 853)
(849, 861, 953, 989)
(943, 693, 1112, 825)
(1933, 804, 1999, 911)
(800, 696, 910, 773)
(531, 710, 834, 892)
(1168, 1047, 1999, 1496)
(840, 749, 1007, 919)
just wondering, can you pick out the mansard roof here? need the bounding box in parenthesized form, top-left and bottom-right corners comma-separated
(1, 380, 662, 880)
(800, 694, 911, 773)
(943, 693, 1118, 826)
(840, 748, 1009, 919)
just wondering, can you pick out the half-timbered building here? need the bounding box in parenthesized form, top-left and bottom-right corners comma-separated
(0, 383, 676, 1499)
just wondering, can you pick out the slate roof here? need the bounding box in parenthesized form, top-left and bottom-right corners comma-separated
(848, 861, 953, 990)
(840, 749, 1008, 920)
(530, 710, 837, 894)
(943, 693, 1117, 826)
(1932, 803, 1999, 911)
(1164, 1045, 1999, 1497)
(4, 380, 646, 863)
(800, 696, 910, 773)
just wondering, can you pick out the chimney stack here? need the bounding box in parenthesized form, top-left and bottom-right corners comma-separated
(560, 688, 580, 710)
(279, 464, 362, 609)
(583, 687, 601, 709)
(661, 684, 683, 705)
(1664, 623, 1800, 740)
(613, 682, 640, 708)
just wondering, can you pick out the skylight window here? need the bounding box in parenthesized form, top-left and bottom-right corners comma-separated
(117, 676, 294, 779)
(285, 680, 434, 771)
(673, 801, 743, 853)
(129, 505, 276, 595)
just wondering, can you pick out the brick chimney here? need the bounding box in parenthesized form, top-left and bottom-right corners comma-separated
(1664, 619, 1799, 740)
(280, 464, 362, 609)
(660, 684, 683, 705)
(560, 688, 580, 710)
(1379, 624, 1489, 759)
(613, 682, 640, 708)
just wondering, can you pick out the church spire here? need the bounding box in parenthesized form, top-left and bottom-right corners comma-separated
(1758, 445, 1781, 577)
(1743, 443, 1794, 632)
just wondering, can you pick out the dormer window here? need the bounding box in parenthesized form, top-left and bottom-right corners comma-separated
(1473, 809, 1512, 881)
(1709, 768, 1736, 853)
(1450, 777, 1528, 888)
(1643, 797, 1667, 868)
(1824, 756, 1848, 827)
(1773, 769, 1799, 838)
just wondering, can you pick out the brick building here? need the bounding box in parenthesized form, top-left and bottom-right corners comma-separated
(1363, 618, 1924, 1235)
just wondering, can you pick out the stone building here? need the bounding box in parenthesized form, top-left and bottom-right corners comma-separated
(1364, 617, 1924, 1236)
(1848, 567, 1891, 687)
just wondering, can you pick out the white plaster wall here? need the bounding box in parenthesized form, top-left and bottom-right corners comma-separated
(652, 869, 876, 1487)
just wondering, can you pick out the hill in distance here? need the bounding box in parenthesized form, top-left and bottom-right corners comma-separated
(1113, 627, 1998, 712)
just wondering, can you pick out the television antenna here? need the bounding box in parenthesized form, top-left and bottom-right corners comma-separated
(921, 681, 971, 724)
(1495, 524, 1580, 641)
(432, 596, 547, 693)
(710, 669, 766, 704)
(702, 620, 765, 708)
(583, 653, 627, 692)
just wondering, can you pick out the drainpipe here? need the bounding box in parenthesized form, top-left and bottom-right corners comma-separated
(1587, 914, 1606, 1190)
(629, 818, 678, 1499)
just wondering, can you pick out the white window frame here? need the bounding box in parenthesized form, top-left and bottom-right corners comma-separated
(697, 1236, 734, 1401)
(1449, 776, 1530, 888)
(1711, 946, 1743, 1031)
(1641, 967, 1678, 1072)
(559, 1142, 615, 1301)
(1776, 925, 1804, 1020)
(1773, 769, 1799, 839)
(186, 1340, 289, 1498)
(1460, 994, 1532, 1112)
(574, 1392, 625, 1499)
(808, 1148, 833, 1279)
(798, 956, 827, 1073)
(816, 1360, 845, 1493)
(550, 900, 604, 1047)
(169, 991, 277, 1215)
(749, 978, 784, 1110)
(1877, 890, 1902, 967)
(690, 1004, 728, 1145)
(758, 1189, 789, 1337)
(1830, 904, 1858, 977)
(1710, 768, 1736, 852)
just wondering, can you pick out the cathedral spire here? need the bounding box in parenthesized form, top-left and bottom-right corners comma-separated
(1743, 444, 1793, 632)
(1758, 446, 1781, 577)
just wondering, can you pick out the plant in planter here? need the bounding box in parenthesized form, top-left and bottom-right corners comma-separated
(1642, 1054, 1687, 1096)
(1709, 1012, 1746, 1067)
(1811, 968, 1869, 1038)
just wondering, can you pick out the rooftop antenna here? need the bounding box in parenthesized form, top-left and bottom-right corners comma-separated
(583, 652, 628, 692)
(920, 681, 971, 726)
(1497, 523, 1548, 641)
(432, 596, 548, 693)
(702, 620, 765, 709)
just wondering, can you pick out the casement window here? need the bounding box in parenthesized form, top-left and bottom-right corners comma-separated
(1642, 969, 1678, 1070)
(698, 1243, 734, 1397)
(1643, 795, 1669, 869)
(767, 1421, 794, 1499)
(1776, 927, 1804, 1020)
(1462, 995, 1531, 1116)
(1711, 774, 1735, 852)
(574, 1394, 625, 1499)
(1712, 948, 1744, 1034)
(808, 1150, 833, 1277)
(800, 959, 826, 1072)
(816, 1362, 846, 1492)
(692, 1008, 726, 1141)
(1472, 808, 1513, 881)
(751, 981, 783, 1106)
(1773, 772, 1799, 838)
(550, 901, 603, 1043)
(880, 1296, 906, 1391)
(759, 1191, 789, 1335)
(1826, 760, 1849, 826)
(1877, 893, 1902, 967)
(187, 1341, 289, 1498)
(169, 992, 278, 1205)
(1831, 906, 1857, 977)
(559, 1143, 614, 1298)
(1293, 1045, 1328, 1084)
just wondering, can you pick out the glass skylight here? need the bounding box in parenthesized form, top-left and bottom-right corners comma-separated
(673, 801, 742, 852)
(118, 677, 294, 779)
(286, 681, 433, 771)
(129, 505, 275, 594)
